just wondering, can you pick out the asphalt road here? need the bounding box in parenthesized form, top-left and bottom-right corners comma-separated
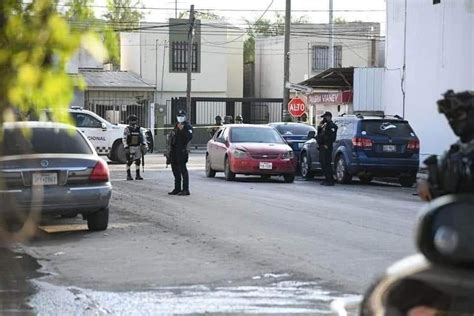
(14, 153, 423, 314)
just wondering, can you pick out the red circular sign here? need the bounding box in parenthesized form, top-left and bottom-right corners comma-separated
(288, 98, 306, 117)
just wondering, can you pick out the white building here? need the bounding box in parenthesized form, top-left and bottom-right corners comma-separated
(383, 0, 473, 159)
(120, 19, 244, 106)
(255, 22, 383, 98)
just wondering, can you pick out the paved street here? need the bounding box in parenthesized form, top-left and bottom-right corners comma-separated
(12, 153, 423, 314)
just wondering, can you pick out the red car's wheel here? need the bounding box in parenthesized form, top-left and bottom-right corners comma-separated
(224, 157, 235, 181)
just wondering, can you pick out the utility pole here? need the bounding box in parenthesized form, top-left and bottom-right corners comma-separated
(175, 0, 178, 19)
(329, 0, 334, 68)
(282, 0, 291, 116)
(186, 4, 195, 121)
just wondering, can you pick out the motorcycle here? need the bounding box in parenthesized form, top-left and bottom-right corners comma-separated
(332, 194, 474, 316)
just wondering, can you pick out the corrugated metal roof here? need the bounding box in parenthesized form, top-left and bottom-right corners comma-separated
(299, 67, 354, 90)
(79, 70, 155, 91)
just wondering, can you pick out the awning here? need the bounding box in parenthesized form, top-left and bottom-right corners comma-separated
(299, 67, 354, 90)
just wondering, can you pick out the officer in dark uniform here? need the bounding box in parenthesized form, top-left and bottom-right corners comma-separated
(168, 110, 193, 196)
(418, 90, 474, 201)
(123, 114, 147, 181)
(209, 115, 222, 137)
(317, 111, 338, 186)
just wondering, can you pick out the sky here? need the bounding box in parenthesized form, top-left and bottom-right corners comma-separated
(91, 0, 387, 33)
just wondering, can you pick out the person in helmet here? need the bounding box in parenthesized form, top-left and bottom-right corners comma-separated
(209, 115, 223, 137)
(123, 114, 147, 180)
(223, 115, 233, 124)
(418, 90, 474, 200)
(235, 115, 243, 124)
(168, 110, 193, 196)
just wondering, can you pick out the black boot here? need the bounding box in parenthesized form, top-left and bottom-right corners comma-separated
(168, 189, 181, 195)
(136, 169, 143, 180)
(127, 170, 133, 181)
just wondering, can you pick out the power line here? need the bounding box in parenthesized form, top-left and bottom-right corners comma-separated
(51, 3, 385, 13)
(209, 0, 276, 45)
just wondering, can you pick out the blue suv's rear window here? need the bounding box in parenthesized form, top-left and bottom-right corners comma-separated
(361, 120, 415, 138)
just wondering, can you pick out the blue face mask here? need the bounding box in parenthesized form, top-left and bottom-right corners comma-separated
(177, 116, 185, 123)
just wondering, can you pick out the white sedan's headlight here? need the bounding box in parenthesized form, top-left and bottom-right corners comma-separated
(282, 151, 294, 159)
(233, 149, 247, 158)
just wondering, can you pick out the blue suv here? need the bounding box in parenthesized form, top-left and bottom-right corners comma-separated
(299, 114, 420, 187)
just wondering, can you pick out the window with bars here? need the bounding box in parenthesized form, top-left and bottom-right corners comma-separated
(312, 45, 342, 71)
(171, 41, 199, 72)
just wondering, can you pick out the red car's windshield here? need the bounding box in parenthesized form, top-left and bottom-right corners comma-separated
(231, 127, 286, 144)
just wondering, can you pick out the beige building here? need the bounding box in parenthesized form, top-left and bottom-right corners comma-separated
(120, 19, 244, 106)
(255, 22, 383, 98)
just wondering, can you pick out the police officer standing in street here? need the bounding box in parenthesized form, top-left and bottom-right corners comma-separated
(123, 114, 147, 181)
(168, 110, 193, 196)
(317, 111, 338, 186)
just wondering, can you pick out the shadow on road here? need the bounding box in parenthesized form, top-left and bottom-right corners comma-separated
(0, 247, 43, 315)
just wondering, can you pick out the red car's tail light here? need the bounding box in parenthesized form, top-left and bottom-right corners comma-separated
(352, 137, 373, 148)
(89, 159, 110, 182)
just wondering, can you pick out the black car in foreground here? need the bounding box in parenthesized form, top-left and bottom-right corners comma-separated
(300, 114, 420, 187)
(0, 121, 112, 231)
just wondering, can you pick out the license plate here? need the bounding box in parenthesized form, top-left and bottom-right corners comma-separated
(32, 173, 58, 186)
(259, 162, 273, 170)
(383, 145, 397, 153)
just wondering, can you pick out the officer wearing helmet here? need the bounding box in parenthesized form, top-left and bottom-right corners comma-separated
(209, 115, 222, 137)
(168, 110, 193, 196)
(223, 115, 233, 124)
(235, 115, 244, 124)
(123, 114, 147, 180)
(418, 90, 474, 200)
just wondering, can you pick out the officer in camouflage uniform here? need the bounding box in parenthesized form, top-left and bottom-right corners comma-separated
(123, 114, 147, 181)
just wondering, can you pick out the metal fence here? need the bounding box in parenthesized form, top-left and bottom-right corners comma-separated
(87, 103, 150, 128)
(162, 97, 284, 148)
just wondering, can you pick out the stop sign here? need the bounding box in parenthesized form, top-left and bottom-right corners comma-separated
(288, 98, 306, 118)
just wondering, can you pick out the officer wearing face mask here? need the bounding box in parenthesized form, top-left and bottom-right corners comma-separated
(168, 110, 193, 196)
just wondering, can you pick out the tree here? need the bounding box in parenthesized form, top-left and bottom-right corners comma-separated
(178, 10, 221, 21)
(244, 13, 309, 64)
(103, 0, 144, 66)
(65, 0, 119, 66)
(65, 0, 95, 21)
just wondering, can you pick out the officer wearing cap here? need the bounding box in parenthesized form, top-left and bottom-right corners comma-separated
(123, 114, 147, 181)
(317, 111, 338, 186)
(168, 110, 193, 196)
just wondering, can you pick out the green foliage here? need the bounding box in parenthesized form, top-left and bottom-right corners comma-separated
(178, 10, 221, 20)
(65, 0, 119, 67)
(0, 0, 106, 124)
(244, 13, 309, 64)
(103, 0, 144, 66)
(334, 17, 347, 24)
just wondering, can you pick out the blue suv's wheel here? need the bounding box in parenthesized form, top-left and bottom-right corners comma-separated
(335, 155, 352, 184)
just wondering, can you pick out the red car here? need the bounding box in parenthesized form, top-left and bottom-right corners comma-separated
(206, 124, 297, 182)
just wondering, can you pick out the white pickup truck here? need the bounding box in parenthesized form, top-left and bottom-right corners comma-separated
(69, 108, 153, 163)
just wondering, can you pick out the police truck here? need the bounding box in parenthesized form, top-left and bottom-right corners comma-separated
(69, 108, 153, 163)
